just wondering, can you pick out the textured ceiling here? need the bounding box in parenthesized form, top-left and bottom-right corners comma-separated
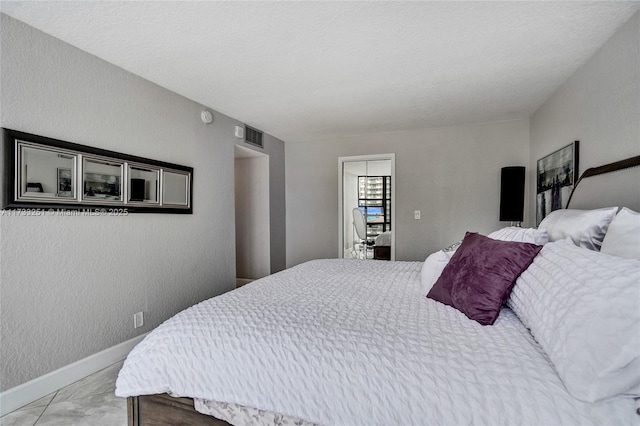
(1, 1, 638, 142)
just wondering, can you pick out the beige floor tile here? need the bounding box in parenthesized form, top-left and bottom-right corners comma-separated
(19, 393, 56, 411)
(51, 361, 124, 404)
(0, 406, 45, 426)
(35, 392, 126, 426)
(2, 361, 126, 425)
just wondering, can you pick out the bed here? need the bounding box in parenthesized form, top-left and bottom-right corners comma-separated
(373, 231, 391, 260)
(116, 155, 640, 425)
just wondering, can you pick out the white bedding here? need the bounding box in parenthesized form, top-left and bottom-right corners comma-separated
(116, 259, 636, 425)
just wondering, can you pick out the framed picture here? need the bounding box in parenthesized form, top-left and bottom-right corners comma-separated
(83, 172, 121, 200)
(82, 157, 123, 202)
(57, 167, 73, 198)
(536, 141, 579, 225)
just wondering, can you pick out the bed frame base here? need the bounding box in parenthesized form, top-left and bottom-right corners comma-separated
(128, 394, 231, 426)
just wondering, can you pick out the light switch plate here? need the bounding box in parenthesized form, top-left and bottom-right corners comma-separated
(134, 312, 144, 328)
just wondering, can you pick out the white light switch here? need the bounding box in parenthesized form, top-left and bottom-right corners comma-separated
(414, 210, 421, 220)
(134, 312, 144, 328)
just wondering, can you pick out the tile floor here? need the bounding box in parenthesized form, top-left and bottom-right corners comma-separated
(1, 360, 126, 426)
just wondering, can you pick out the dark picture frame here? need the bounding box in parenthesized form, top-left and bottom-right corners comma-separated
(536, 141, 579, 225)
(2, 128, 193, 213)
(57, 167, 73, 198)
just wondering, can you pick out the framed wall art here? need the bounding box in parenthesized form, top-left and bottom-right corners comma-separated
(536, 141, 579, 225)
(57, 167, 73, 198)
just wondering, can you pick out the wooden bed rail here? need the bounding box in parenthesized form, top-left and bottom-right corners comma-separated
(128, 394, 231, 426)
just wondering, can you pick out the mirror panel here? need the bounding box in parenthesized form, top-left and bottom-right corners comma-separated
(162, 170, 189, 206)
(18, 142, 77, 201)
(3, 128, 193, 213)
(82, 157, 123, 202)
(128, 165, 159, 204)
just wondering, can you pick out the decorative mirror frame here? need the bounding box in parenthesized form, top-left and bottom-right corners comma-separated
(1, 128, 193, 213)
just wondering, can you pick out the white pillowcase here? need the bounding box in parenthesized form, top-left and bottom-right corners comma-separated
(508, 238, 640, 402)
(421, 249, 456, 295)
(600, 208, 640, 260)
(538, 207, 618, 250)
(488, 227, 548, 245)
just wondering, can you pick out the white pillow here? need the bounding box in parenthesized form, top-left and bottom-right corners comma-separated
(600, 208, 640, 260)
(421, 249, 456, 295)
(538, 207, 618, 250)
(442, 240, 462, 252)
(488, 227, 548, 245)
(508, 238, 640, 402)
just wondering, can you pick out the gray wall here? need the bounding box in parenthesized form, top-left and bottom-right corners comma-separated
(530, 12, 639, 220)
(0, 15, 285, 391)
(264, 134, 287, 274)
(286, 119, 530, 266)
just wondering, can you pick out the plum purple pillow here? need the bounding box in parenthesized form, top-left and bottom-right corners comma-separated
(427, 231, 542, 325)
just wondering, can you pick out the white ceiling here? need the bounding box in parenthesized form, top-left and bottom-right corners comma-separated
(1, 1, 638, 142)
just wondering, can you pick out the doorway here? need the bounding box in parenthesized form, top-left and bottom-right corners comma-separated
(338, 154, 395, 260)
(235, 145, 270, 287)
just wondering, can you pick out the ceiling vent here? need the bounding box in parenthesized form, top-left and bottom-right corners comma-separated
(245, 126, 264, 149)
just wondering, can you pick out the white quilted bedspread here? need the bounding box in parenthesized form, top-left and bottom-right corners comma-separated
(116, 259, 636, 425)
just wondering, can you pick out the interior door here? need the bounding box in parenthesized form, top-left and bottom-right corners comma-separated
(339, 155, 395, 260)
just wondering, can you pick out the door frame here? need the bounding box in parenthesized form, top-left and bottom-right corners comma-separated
(338, 153, 396, 260)
(234, 144, 270, 284)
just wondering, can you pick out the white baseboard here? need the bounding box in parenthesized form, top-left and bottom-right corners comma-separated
(236, 278, 254, 287)
(0, 333, 148, 416)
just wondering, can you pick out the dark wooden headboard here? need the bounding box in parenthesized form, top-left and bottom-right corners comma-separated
(567, 155, 640, 211)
